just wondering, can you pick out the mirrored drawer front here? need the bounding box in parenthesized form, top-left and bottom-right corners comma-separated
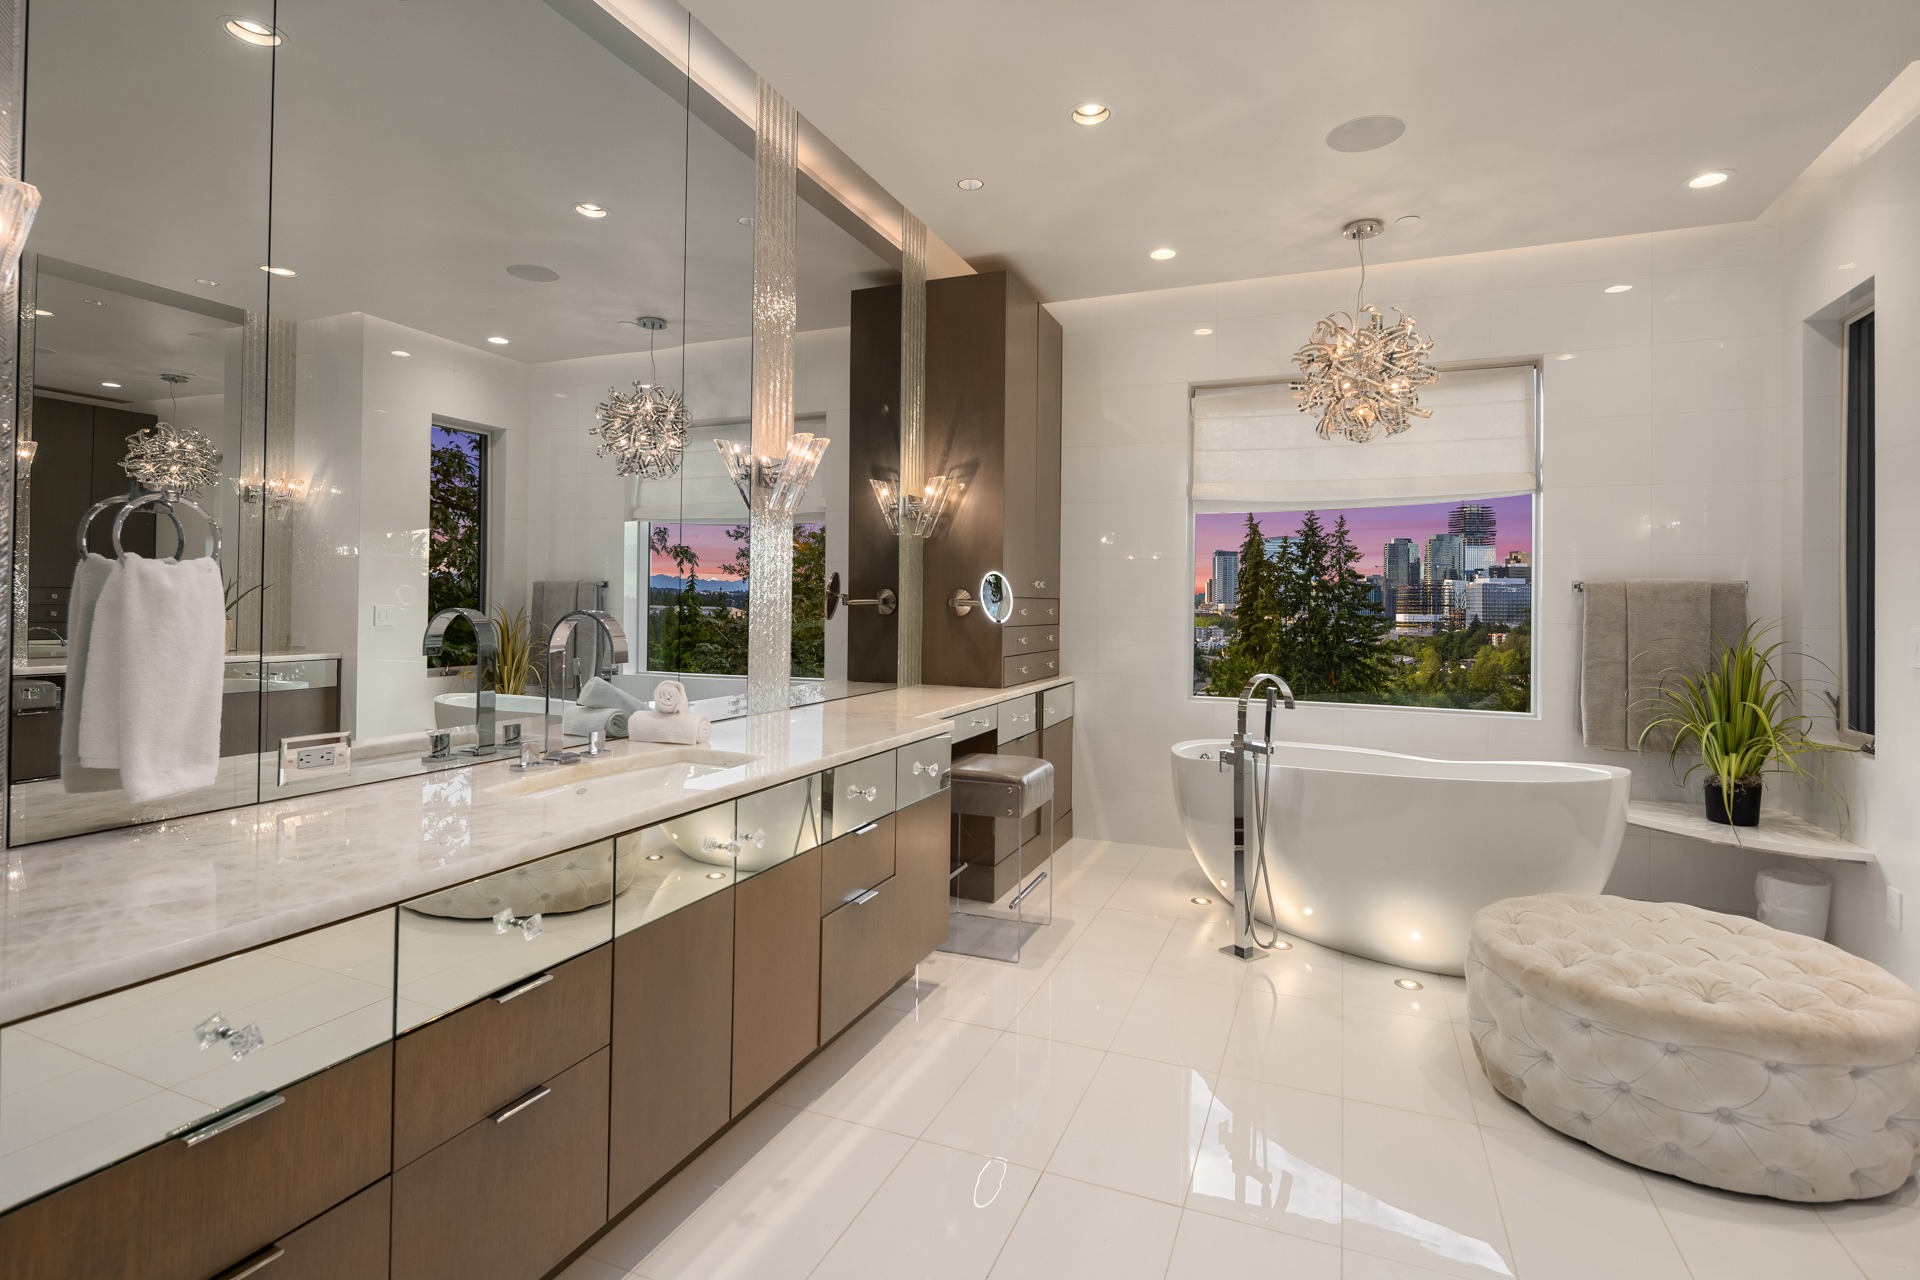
(1009, 598, 1059, 625)
(996, 694, 1040, 739)
(896, 734, 952, 806)
(269, 660, 340, 690)
(736, 774, 824, 874)
(1042, 682, 1075, 729)
(398, 841, 615, 1032)
(1002, 624, 1059, 657)
(0, 910, 397, 1214)
(1002, 653, 1059, 686)
(951, 702, 997, 740)
(831, 751, 897, 838)
(613, 799, 738, 937)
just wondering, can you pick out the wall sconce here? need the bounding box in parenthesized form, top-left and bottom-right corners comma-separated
(14, 438, 36, 478)
(238, 474, 308, 517)
(870, 474, 955, 539)
(716, 432, 829, 518)
(0, 175, 41, 291)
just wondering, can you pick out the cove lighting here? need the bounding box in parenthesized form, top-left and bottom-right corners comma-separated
(1071, 102, 1111, 126)
(224, 17, 283, 46)
(1688, 170, 1731, 189)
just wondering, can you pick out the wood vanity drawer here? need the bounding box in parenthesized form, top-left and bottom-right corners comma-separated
(952, 702, 998, 740)
(229, 1177, 391, 1280)
(831, 750, 897, 836)
(394, 943, 612, 1167)
(1002, 624, 1058, 657)
(995, 693, 1039, 739)
(1008, 597, 1059, 625)
(1002, 653, 1059, 686)
(821, 813, 897, 914)
(1041, 682, 1074, 729)
(392, 1046, 610, 1280)
(0, 1044, 392, 1280)
(821, 875, 902, 1041)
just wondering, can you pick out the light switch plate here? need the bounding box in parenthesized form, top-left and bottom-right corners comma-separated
(1909, 630, 1920, 668)
(373, 604, 395, 628)
(1888, 886, 1906, 931)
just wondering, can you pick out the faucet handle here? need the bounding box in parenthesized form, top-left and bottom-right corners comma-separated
(587, 730, 606, 756)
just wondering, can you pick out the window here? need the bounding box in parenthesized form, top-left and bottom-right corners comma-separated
(1190, 364, 1539, 713)
(1843, 309, 1875, 740)
(427, 424, 488, 668)
(643, 519, 826, 678)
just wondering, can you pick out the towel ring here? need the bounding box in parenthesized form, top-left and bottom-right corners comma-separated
(77, 494, 188, 561)
(109, 492, 220, 563)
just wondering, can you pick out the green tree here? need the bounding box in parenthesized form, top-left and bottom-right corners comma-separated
(427, 430, 483, 667)
(791, 524, 827, 678)
(1319, 514, 1394, 698)
(1204, 514, 1278, 696)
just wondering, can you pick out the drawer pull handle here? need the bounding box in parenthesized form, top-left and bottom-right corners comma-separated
(1011, 712, 1031, 725)
(493, 972, 554, 1004)
(912, 760, 941, 776)
(847, 784, 878, 802)
(494, 907, 544, 941)
(180, 1094, 286, 1147)
(1017, 666, 1030, 675)
(968, 716, 989, 728)
(852, 888, 880, 906)
(195, 1013, 266, 1060)
(1032, 580, 1047, 590)
(853, 821, 882, 836)
(1018, 636, 1030, 646)
(215, 1245, 286, 1280)
(494, 1085, 553, 1124)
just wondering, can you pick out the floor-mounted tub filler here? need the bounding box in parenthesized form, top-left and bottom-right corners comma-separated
(1172, 683, 1630, 975)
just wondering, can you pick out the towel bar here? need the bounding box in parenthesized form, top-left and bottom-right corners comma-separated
(1573, 580, 1747, 592)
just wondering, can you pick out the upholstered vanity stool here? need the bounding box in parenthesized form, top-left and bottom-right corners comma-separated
(944, 752, 1055, 961)
(1468, 893, 1920, 1201)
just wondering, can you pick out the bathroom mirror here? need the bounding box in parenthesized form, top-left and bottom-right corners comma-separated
(979, 570, 1015, 624)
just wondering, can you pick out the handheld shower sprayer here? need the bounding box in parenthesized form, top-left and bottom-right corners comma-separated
(1222, 673, 1295, 960)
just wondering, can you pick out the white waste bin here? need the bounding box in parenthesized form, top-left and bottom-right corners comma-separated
(1756, 866, 1832, 939)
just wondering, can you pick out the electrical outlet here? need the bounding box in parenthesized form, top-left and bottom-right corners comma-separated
(1888, 886, 1906, 932)
(295, 745, 336, 771)
(373, 604, 395, 628)
(278, 732, 351, 785)
(1910, 631, 1920, 669)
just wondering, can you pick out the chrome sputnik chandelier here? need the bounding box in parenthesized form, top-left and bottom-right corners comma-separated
(591, 315, 690, 479)
(1294, 219, 1438, 443)
(122, 375, 224, 496)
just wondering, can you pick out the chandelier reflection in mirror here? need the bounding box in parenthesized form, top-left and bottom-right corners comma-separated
(121, 375, 224, 496)
(1294, 219, 1438, 443)
(590, 315, 689, 478)
(870, 474, 954, 539)
(716, 433, 829, 518)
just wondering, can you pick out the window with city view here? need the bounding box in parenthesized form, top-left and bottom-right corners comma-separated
(1193, 494, 1534, 712)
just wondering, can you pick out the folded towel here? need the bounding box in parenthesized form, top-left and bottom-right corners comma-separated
(561, 705, 630, 739)
(1582, 579, 1746, 751)
(1579, 582, 1628, 750)
(651, 679, 689, 714)
(117, 554, 226, 804)
(578, 675, 648, 715)
(76, 561, 128, 770)
(625, 709, 711, 745)
(60, 553, 122, 793)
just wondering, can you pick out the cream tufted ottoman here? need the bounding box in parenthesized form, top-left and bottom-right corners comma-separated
(1468, 893, 1920, 1201)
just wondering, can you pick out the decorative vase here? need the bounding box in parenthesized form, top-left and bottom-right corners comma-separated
(1704, 779, 1762, 827)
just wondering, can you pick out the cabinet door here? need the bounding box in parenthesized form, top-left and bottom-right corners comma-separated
(1042, 715, 1074, 836)
(1001, 274, 1041, 591)
(820, 877, 901, 1041)
(893, 792, 953, 970)
(1033, 306, 1063, 597)
(609, 887, 733, 1210)
(0, 1045, 392, 1280)
(244, 1177, 391, 1280)
(392, 1047, 610, 1280)
(732, 848, 822, 1112)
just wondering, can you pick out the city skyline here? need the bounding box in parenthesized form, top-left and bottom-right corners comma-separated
(1193, 495, 1534, 596)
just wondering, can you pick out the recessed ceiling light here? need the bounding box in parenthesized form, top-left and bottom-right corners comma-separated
(1394, 977, 1424, 990)
(645, 853, 663, 860)
(223, 16, 283, 46)
(1604, 283, 1633, 293)
(1325, 115, 1406, 153)
(32, 308, 50, 317)
(957, 178, 984, 191)
(1190, 896, 1213, 905)
(1149, 247, 1177, 260)
(552, 393, 567, 399)
(574, 202, 609, 218)
(1193, 327, 1213, 336)
(1839, 262, 1857, 270)
(195, 278, 219, 287)
(1071, 102, 1111, 126)
(706, 871, 726, 880)
(390, 350, 411, 358)
(260, 264, 296, 277)
(1555, 353, 1577, 361)
(100, 381, 122, 389)
(1302, 906, 1314, 916)
(486, 336, 510, 345)
(1396, 214, 1422, 227)
(1687, 170, 1732, 189)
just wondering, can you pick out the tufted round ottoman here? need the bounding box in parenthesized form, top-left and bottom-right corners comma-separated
(1467, 893, 1920, 1202)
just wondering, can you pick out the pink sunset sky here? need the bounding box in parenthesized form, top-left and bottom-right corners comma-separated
(1193, 495, 1534, 595)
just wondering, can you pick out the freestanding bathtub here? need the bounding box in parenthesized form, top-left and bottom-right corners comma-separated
(1171, 739, 1629, 975)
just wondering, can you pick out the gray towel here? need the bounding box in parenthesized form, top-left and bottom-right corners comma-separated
(578, 675, 647, 715)
(1582, 579, 1746, 751)
(561, 705, 627, 739)
(1579, 582, 1628, 750)
(60, 553, 122, 793)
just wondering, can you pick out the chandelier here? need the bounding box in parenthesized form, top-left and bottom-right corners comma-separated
(591, 315, 690, 478)
(121, 375, 224, 496)
(1294, 219, 1438, 443)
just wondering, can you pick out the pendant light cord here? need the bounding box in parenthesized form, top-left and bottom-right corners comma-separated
(1355, 234, 1367, 316)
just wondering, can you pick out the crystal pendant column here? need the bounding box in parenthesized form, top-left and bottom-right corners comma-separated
(746, 80, 798, 715)
(895, 212, 927, 686)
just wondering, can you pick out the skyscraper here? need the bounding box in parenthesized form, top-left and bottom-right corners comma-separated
(1383, 538, 1418, 589)
(1262, 535, 1300, 567)
(1211, 548, 1240, 608)
(1424, 533, 1465, 585)
(1450, 503, 1497, 576)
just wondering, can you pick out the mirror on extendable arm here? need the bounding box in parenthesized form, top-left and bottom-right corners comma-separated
(950, 569, 1014, 623)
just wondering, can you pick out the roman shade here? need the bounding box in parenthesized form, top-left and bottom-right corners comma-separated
(1190, 363, 1538, 512)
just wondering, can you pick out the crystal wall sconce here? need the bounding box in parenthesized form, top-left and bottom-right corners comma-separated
(869, 474, 955, 539)
(237, 474, 308, 517)
(716, 432, 830, 518)
(14, 438, 37, 478)
(0, 175, 41, 291)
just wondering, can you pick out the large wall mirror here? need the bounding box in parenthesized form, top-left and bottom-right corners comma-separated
(7, 0, 906, 845)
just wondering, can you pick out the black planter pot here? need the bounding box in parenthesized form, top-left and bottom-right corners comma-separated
(1704, 779, 1762, 827)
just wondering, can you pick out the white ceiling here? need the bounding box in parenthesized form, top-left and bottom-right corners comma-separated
(681, 0, 1920, 301)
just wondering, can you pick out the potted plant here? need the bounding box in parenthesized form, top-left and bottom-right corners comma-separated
(484, 604, 534, 696)
(223, 576, 265, 653)
(1638, 622, 1846, 827)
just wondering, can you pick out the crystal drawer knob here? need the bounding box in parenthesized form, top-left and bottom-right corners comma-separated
(195, 1012, 267, 1060)
(847, 784, 878, 802)
(493, 907, 544, 941)
(913, 761, 941, 776)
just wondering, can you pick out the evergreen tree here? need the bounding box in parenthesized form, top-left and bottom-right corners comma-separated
(1205, 514, 1277, 696)
(1283, 511, 1334, 695)
(1322, 515, 1394, 697)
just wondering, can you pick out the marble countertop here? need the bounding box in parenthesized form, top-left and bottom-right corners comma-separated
(13, 652, 342, 677)
(0, 677, 1070, 1025)
(1626, 799, 1871, 864)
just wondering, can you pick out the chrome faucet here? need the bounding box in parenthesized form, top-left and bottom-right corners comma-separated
(530, 609, 630, 766)
(1221, 672, 1294, 961)
(1228, 672, 1296, 767)
(422, 607, 500, 756)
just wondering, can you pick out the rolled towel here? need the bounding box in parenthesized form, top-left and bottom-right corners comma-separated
(651, 679, 689, 715)
(561, 705, 620, 740)
(625, 709, 710, 745)
(577, 675, 648, 715)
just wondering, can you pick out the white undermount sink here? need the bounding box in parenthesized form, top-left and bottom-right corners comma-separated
(486, 746, 754, 802)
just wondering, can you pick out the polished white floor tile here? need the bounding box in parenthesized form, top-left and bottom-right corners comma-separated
(1342, 957, 1462, 1022)
(1340, 1005, 1479, 1124)
(1051, 864, 1128, 909)
(1047, 1053, 1215, 1204)
(1009, 960, 1146, 1050)
(884, 950, 973, 1014)
(1148, 918, 1257, 988)
(1061, 909, 1176, 972)
(811, 1142, 1040, 1280)
(1644, 1174, 1869, 1280)
(899, 955, 1056, 1031)
(986, 1174, 1180, 1280)
(1340, 1099, 1516, 1280)
(773, 1004, 1000, 1137)
(1818, 1180, 1920, 1280)
(1219, 989, 1344, 1097)
(1340, 1252, 1462, 1280)
(1186, 1074, 1344, 1245)
(1107, 973, 1240, 1071)
(922, 1032, 1103, 1169)
(1163, 1209, 1341, 1279)
(1102, 864, 1223, 920)
(1450, 1023, 1547, 1135)
(1236, 943, 1345, 1004)
(1481, 1124, 1691, 1280)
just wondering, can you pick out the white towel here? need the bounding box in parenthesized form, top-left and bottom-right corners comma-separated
(651, 679, 689, 714)
(80, 554, 226, 804)
(625, 709, 711, 745)
(578, 675, 648, 715)
(561, 705, 628, 739)
(61, 553, 122, 792)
